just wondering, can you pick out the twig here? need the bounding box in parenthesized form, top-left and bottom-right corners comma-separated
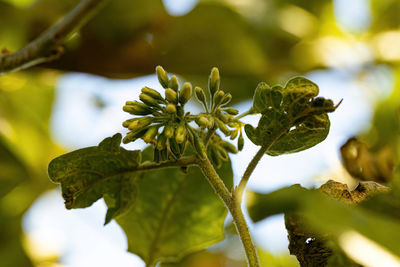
(0, 0, 107, 76)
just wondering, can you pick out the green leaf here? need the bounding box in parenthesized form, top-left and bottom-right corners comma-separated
(247, 182, 400, 259)
(48, 133, 141, 224)
(113, 148, 233, 266)
(245, 77, 338, 156)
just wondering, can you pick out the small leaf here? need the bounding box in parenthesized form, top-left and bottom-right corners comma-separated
(245, 77, 339, 156)
(48, 133, 141, 224)
(114, 148, 233, 266)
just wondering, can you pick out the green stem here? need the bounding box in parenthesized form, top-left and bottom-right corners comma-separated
(236, 127, 289, 202)
(197, 158, 260, 267)
(137, 156, 198, 171)
(235, 108, 254, 120)
(235, 142, 269, 201)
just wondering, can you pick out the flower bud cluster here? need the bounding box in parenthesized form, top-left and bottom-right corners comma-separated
(121, 66, 247, 164)
(122, 66, 194, 161)
(208, 133, 238, 168)
(194, 67, 245, 152)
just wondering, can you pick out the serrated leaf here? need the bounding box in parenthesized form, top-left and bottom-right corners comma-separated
(113, 148, 233, 266)
(48, 133, 141, 224)
(245, 77, 338, 156)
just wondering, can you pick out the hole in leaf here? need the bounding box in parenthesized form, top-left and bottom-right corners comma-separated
(305, 237, 315, 244)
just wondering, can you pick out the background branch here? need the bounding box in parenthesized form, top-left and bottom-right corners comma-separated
(0, 0, 107, 76)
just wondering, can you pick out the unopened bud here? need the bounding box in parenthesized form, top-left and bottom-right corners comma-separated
(216, 145, 229, 161)
(192, 131, 207, 159)
(123, 101, 153, 115)
(156, 66, 169, 88)
(168, 75, 179, 92)
(209, 145, 222, 168)
(165, 88, 178, 103)
(157, 133, 167, 150)
(122, 118, 135, 128)
(221, 93, 232, 106)
(224, 108, 239, 115)
(207, 116, 215, 128)
(166, 103, 177, 113)
(195, 87, 207, 105)
(175, 124, 187, 144)
(179, 82, 192, 105)
(128, 117, 153, 131)
(164, 125, 175, 138)
(238, 132, 244, 151)
(209, 67, 220, 97)
(213, 90, 225, 107)
(216, 112, 229, 123)
(220, 141, 238, 154)
(141, 87, 164, 102)
(216, 118, 231, 136)
(122, 129, 146, 144)
(143, 126, 158, 143)
(196, 116, 209, 128)
(230, 129, 239, 140)
(139, 93, 161, 107)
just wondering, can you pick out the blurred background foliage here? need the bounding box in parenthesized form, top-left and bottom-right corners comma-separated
(1, 0, 400, 266)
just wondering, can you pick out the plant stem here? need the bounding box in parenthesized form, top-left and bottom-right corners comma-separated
(235, 108, 255, 120)
(197, 158, 260, 267)
(235, 142, 269, 201)
(0, 0, 107, 75)
(236, 128, 288, 202)
(137, 156, 198, 171)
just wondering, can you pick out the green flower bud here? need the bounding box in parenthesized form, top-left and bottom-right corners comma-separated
(122, 118, 135, 128)
(216, 112, 229, 123)
(141, 87, 164, 102)
(223, 108, 239, 115)
(220, 141, 238, 154)
(164, 124, 175, 138)
(128, 116, 153, 131)
(168, 75, 179, 92)
(139, 93, 161, 108)
(168, 138, 181, 159)
(195, 86, 207, 106)
(238, 132, 244, 151)
(191, 131, 207, 159)
(166, 103, 177, 113)
(221, 93, 232, 106)
(157, 133, 167, 150)
(123, 101, 153, 115)
(208, 67, 220, 97)
(230, 129, 239, 140)
(207, 116, 215, 128)
(175, 124, 187, 144)
(209, 145, 222, 168)
(156, 66, 169, 88)
(216, 145, 229, 161)
(179, 82, 192, 105)
(196, 116, 209, 128)
(213, 90, 225, 107)
(216, 118, 231, 136)
(122, 128, 146, 144)
(165, 88, 178, 103)
(142, 126, 158, 143)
